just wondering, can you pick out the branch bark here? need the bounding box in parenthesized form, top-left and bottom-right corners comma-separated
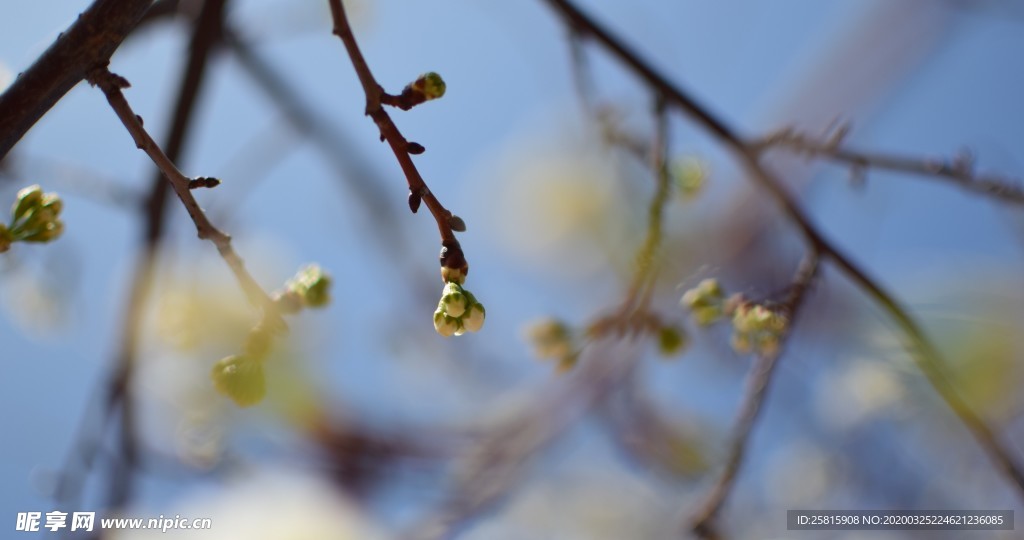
(0, 0, 154, 160)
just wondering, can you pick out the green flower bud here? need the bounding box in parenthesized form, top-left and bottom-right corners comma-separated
(433, 309, 460, 337)
(656, 326, 687, 356)
(210, 355, 266, 407)
(413, 72, 446, 101)
(285, 264, 332, 309)
(682, 278, 726, 326)
(40, 192, 62, 216)
(441, 282, 468, 318)
(11, 185, 43, 224)
(462, 303, 485, 333)
(9, 187, 64, 244)
(20, 220, 63, 243)
(730, 303, 787, 356)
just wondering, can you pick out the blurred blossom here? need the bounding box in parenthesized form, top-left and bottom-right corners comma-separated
(487, 137, 628, 278)
(154, 277, 253, 354)
(815, 360, 905, 430)
(108, 470, 383, 540)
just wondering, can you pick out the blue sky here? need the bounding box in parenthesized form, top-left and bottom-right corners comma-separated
(2, 1, 1024, 537)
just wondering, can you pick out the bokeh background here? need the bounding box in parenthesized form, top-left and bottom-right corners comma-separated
(2, 0, 1024, 538)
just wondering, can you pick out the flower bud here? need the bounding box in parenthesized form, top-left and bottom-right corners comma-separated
(413, 72, 446, 101)
(20, 220, 63, 243)
(11, 185, 42, 224)
(433, 309, 460, 337)
(441, 282, 468, 317)
(210, 355, 266, 407)
(10, 187, 64, 244)
(462, 303, 485, 333)
(285, 264, 332, 309)
(656, 326, 687, 356)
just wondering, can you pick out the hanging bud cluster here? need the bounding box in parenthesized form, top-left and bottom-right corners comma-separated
(680, 278, 726, 325)
(433, 239, 484, 337)
(433, 281, 485, 337)
(0, 185, 64, 252)
(211, 264, 333, 407)
(730, 304, 788, 357)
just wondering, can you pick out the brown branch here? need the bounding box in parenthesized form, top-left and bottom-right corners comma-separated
(689, 254, 820, 539)
(88, 68, 284, 331)
(543, 0, 1024, 501)
(0, 0, 154, 160)
(326, 0, 466, 274)
(753, 128, 1024, 206)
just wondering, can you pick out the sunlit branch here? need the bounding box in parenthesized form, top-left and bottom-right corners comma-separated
(326, 0, 467, 272)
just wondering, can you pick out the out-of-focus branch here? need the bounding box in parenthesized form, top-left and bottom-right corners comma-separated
(0, 0, 154, 160)
(542, 0, 1024, 501)
(752, 127, 1024, 206)
(405, 344, 644, 540)
(688, 253, 820, 539)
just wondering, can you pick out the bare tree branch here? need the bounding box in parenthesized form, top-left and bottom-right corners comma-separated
(326, 0, 468, 277)
(0, 0, 154, 160)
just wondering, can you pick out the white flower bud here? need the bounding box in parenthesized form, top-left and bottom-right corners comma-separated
(441, 282, 468, 318)
(462, 303, 485, 333)
(433, 309, 459, 337)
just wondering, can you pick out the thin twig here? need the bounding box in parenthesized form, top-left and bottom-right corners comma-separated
(542, 0, 1024, 500)
(689, 253, 820, 538)
(753, 128, 1024, 205)
(326, 0, 466, 271)
(88, 69, 283, 330)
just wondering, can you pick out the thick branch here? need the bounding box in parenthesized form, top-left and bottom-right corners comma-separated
(0, 0, 154, 160)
